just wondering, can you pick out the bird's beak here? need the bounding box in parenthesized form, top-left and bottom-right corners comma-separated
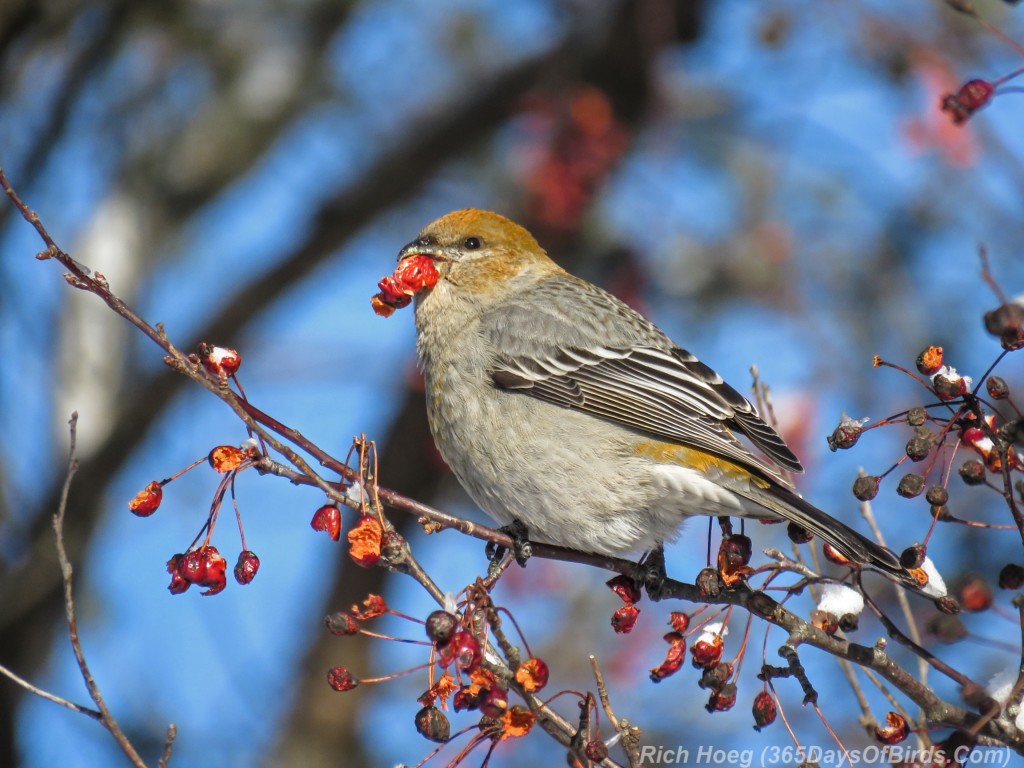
(397, 236, 444, 264)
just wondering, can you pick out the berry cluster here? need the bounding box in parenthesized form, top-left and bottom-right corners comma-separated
(323, 588, 587, 763)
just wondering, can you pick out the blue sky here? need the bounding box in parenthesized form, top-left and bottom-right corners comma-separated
(5, 1, 1024, 765)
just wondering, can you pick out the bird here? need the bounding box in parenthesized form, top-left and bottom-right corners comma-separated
(388, 208, 910, 588)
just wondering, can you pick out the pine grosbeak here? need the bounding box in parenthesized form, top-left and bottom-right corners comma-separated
(389, 208, 909, 585)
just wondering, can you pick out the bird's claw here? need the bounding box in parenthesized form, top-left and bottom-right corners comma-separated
(485, 519, 532, 569)
(641, 544, 669, 601)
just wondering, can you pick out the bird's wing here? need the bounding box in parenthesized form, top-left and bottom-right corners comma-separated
(484, 278, 802, 483)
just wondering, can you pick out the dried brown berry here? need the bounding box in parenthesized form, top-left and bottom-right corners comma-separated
(705, 681, 737, 712)
(695, 567, 723, 598)
(987, 375, 1009, 400)
(325, 612, 360, 636)
(414, 705, 450, 743)
(828, 422, 862, 451)
(585, 740, 609, 761)
(752, 690, 777, 731)
(787, 522, 813, 544)
(925, 485, 949, 506)
(934, 374, 968, 401)
(958, 460, 986, 486)
(906, 406, 927, 427)
(425, 610, 458, 646)
(984, 302, 1024, 351)
(905, 434, 932, 462)
(998, 564, 1024, 590)
(698, 661, 733, 690)
(896, 473, 925, 498)
(852, 475, 880, 501)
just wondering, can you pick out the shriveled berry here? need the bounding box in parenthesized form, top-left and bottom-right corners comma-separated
(606, 574, 642, 604)
(916, 346, 944, 376)
(128, 481, 163, 517)
(668, 611, 690, 632)
(690, 635, 724, 669)
(987, 375, 1009, 400)
(414, 705, 450, 743)
(998, 564, 1024, 590)
(941, 79, 995, 125)
(515, 657, 549, 692)
(752, 690, 777, 731)
(958, 460, 986, 486)
(875, 711, 910, 745)
(906, 406, 927, 427)
(310, 504, 342, 541)
(585, 740, 609, 761)
(828, 423, 862, 451)
(984, 302, 1024, 351)
(695, 567, 722, 598)
(787, 522, 813, 544)
(852, 475, 880, 501)
(720, 534, 752, 567)
(325, 612, 361, 636)
(650, 632, 686, 682)
(933, 374, 967, 401)
(450, 630, 481, 672)
(705, 681, 737, 712)
(479, 685, 508, 718)
(611, 603, 640, 634)
(233, 550, 260, 585)
(896, 473, 925, 498)
(327, 666, 359, 691)
(425, 610, 458, 646)
(698, 661, 733, 690)
(906, 434, 932, 462)
(197, 343, 242, 377)
(925, 485, 949, 506)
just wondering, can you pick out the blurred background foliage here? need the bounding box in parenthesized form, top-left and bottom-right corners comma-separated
(2, 0, 1024, 765)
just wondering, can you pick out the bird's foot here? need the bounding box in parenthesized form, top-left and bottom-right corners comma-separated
(485, 519, 533, 570)
(640, 544, 669, 601)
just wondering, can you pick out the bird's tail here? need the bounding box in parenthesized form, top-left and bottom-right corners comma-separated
(752, 484, 919, 588)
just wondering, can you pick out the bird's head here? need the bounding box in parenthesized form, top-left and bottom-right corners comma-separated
(396, 209, 560, 296)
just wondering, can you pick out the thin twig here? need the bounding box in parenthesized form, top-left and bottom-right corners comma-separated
(53, 413, 162, 768)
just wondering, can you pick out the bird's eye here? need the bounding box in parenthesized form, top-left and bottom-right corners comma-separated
(463, 236, 481, 250)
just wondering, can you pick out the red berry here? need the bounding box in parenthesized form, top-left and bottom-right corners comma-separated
(129, 481, 163, 517)
(327, 666, 359, 692)
(610, 603, 640, 634)
(233, 550, 260, 585)
(310, 504, 342, 541)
